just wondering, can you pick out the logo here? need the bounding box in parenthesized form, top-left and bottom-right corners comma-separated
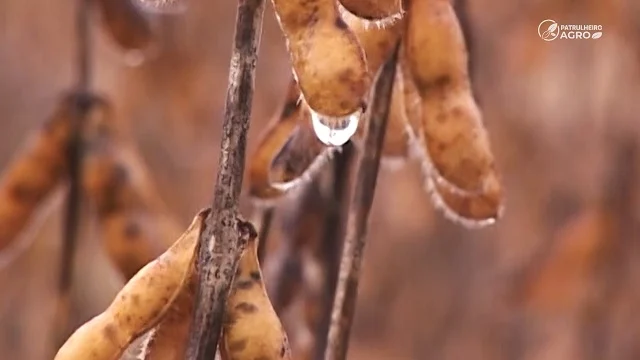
(538, 19, 559, 41)
(538, 19, 603, 41)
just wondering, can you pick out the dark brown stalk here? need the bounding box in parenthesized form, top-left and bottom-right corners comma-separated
(185, 0, 265, 358)
(324, 42, 400, 360)
(50, 0, 92, 354)
(314, 142, 354, 360)
(257, 206, 274, 263)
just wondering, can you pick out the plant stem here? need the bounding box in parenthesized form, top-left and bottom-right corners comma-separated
(314, 141, 354, 360)
(51, 0, 92, 354)
(185, 0, 265, 358)
(324, 42, 400, 360)
(257, 206, 274, 263)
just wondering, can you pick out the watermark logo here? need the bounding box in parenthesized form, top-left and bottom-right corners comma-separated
(538, 19, 603, 41)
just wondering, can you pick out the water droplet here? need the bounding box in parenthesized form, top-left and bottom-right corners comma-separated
(310, 109, 361, 146)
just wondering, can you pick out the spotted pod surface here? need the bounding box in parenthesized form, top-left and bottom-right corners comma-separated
(220, 235, 292, 360)
(403, 0, 500, 195)
(270, 0, 369, 119)
(54, 210, 208, 360)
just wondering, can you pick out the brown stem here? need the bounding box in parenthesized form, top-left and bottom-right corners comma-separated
(257, 206, 275, 263)
(51, 0, 93, 353)
(185, 0, 265, 359)
(324, 42, 400, 360)
(314, 142, 354, 360)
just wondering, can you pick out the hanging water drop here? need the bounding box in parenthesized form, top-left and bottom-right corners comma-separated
(310, 109, 361, 147)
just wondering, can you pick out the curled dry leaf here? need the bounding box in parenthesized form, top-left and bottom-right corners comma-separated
(54, 209, 209, 360)
(248, 80, 336, 203)
(220, 234, 292, 360)
(93, 0, 153, 52)
(0, 92, 106, 252)
(403, 0, 500, 195)
(248, 79, 303, 201)
(269, 105, 338, 192)
(270, 0, 369, 120)
(337, 0, 403, 21)
(83, 117, 182, 280)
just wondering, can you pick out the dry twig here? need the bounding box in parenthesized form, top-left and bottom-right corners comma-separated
(185, 0, 266, 358)
(324, 42, 400, 360)
(51, 0, 93, 353)
(314, 142, 354, 360)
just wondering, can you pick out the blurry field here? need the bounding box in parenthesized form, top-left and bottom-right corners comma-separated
(1, 0, 640, 359)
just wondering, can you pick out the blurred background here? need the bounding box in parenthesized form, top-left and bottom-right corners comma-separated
(1, 0, 640, 359)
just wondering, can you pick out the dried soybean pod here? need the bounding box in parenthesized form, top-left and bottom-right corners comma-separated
(404, 0, 498, 194)
(248, 79, 302, 201)
(269, 106, 338, 192)
(220, 235, 292, 360)
(338, 0, 403, 21)
(0, 93, 102, 252)
(140, 263, 197, 360)
(83, 119, 181, 280)
(270, 0, 369, 124)
(341, 9, 404, 76)
(426, 172, 503, 228)
(397, 58, 421, 138)
(343, 10, 408, 160)
(93, 0, 153, 51)
(54, 209, 209, 360)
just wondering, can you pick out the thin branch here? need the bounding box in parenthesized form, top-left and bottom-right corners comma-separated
(257, 206, 274, 263)
(324, 42, 400, 360)
(51, 0, 92, 354)
(185, 0, 265, 358)
(76, 0, 91, 92)
(314, 141, 354, 360)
